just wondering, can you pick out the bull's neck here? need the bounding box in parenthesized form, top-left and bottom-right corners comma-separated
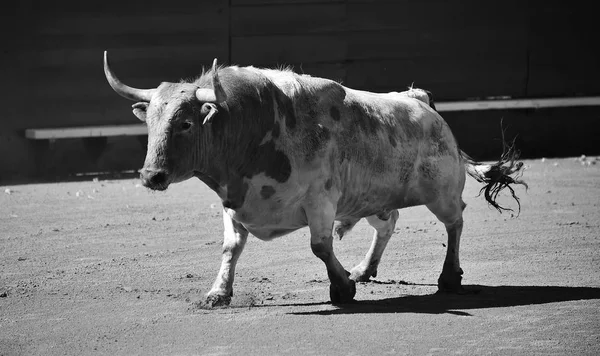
(192, 73, 292, 208)
(192, 123, 249, 208)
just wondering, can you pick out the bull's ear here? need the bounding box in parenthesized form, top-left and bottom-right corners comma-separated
(424, 90, 437, 111)
(132, 102, 148, 122)
(201, 103, 219, 125)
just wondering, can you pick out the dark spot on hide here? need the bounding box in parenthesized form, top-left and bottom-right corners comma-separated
(222, 180, 249, 210)
(419, 161, 438, 180)
(338, 150, 346, 164)
(223, 200, 236, 209)
(285, 111, 296, 130)
(244, 140, 291, 183)
(260, 185, 276, 199)
(388, 133, 397, 147)
(350, 103, 379, 135)
(376, 211, 392, 221)
(330, 106, 341, 121)
(304, 125, 331, 162)
(276, 92, 296, 131)
(324, 178, 332, 191)
(430, 122, 450, 154)
(373, 154, 387, 173)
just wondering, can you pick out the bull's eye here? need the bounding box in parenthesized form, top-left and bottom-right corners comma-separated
(180, 121, 193, 131)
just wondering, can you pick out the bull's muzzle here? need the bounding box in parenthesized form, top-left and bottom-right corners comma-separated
(140, 168, 170, 191)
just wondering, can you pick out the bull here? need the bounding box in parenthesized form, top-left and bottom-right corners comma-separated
(103, 51, 526, 306)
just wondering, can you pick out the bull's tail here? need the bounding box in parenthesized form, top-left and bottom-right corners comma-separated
(461, 138, 528, 214)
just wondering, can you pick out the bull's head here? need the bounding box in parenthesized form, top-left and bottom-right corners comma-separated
(103, 51, 227, 190)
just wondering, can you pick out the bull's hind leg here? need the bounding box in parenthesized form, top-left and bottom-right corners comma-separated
(306, 200, 356, 304)
(426, 198, 467, 293)
(349, 210, 399, 282)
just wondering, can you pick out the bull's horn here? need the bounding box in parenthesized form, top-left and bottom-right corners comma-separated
(103, 51, 155, 102)
(195, 58, 228, 104)
(195, 88, 217, 102)
(212, 58, 227, 103)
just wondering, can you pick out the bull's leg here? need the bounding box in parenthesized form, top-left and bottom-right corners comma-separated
(306, 201, 356, 303)
(427, 198, 466, 293)
(349, 210, 399, 281)
(205, 210, 249, 307)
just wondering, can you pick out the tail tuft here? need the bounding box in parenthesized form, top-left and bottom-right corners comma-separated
(462, 138, 528, 215)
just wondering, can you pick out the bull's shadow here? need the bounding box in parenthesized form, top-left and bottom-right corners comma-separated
(287, 284, 600, 316)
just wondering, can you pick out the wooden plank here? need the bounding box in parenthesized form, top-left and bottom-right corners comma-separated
(35, 13, 227, 37)
(231, 3, 345, 36)
(32, 0, 228, 15)
(31, 42, 227, 70)
(232, 35, 347, 66)
(347, 29, 527, 61)
(21, 102, 139, 129)
(28, 44, 228, 104)
(233, 0, 343, 5)
(526, 1, 600, 97)
(346, 0, 526, 32)
(444, 106, 600, 160)
(436, 97, 600, 112)
(25, 124, 147, 140)
(34, 32, 227, 52)
(346, 57, 527, 100)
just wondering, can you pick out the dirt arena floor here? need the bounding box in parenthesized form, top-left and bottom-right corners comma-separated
(1, 157, 599, 355)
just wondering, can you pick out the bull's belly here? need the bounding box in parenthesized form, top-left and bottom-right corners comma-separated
(231, 185, 425, 240)
(334, 152, 460, 219)
(226, 201, 307, 241)
(335, 183, 428, 219)
(228, 179, 426, 240)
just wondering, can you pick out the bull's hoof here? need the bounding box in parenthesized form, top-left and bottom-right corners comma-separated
(349, 265, 377, 282)
(204, 293, 232, 308)
(437, 268, 466, 294)
(329, 280, 356, 304)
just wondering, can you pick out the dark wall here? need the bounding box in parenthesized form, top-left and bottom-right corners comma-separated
(1, 0, 599, 182)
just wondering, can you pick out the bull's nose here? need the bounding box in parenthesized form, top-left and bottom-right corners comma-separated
(140, 168, 168, 190)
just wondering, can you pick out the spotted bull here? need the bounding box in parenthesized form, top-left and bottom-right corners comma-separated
(103, 51, 526, 306)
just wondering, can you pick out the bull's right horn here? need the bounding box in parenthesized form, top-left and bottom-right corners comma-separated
(103, 51, 155, 102)
(196, 58, 228, 104)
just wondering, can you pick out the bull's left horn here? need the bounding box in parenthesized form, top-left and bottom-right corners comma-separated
(211, 58, 227, 103)
(103, 51, 155, 102)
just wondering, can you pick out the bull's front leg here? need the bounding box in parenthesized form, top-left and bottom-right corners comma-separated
(306, 201, 356, 304)
(205, 209, 248, 307)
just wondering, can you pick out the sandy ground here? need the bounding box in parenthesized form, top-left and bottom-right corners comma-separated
(1, 157, 599, 355)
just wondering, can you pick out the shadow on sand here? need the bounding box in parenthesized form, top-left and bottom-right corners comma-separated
(286, 285, 600, 316)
